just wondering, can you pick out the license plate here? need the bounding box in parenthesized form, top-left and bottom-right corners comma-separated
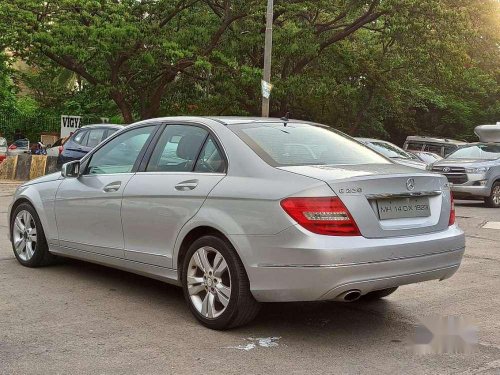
(377, 197, 431, 220)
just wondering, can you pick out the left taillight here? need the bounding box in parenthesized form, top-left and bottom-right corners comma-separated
(8, 144, 17, 150)
(280, 197, 361, 236)
(58, 145, 63, 155)
(449, 193, 455, 226)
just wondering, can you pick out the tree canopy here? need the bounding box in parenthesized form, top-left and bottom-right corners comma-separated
(0, 0, 498, 143)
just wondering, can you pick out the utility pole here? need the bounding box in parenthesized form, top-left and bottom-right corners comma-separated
(261, 0, 273, 117)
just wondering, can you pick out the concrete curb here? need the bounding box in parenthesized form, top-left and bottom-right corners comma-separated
(0, 155, 59, 181)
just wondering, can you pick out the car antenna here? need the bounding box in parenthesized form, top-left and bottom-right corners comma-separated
(280, 112, 290, 126)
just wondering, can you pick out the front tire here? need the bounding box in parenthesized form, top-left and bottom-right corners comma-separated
(181, 235, 260, 330)
(484, 182, 500, 208)
(11, 203, 56, 267)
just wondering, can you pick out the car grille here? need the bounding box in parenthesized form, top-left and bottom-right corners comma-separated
(432, 166, 468, 185)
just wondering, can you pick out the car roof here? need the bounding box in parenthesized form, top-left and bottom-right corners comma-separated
(80, 124, 124, 130)
(132, 116, 323, 127)
(405, 136, 467, 144)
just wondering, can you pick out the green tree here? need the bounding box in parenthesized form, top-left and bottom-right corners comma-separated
(0, 0, 258, 122)
(1, 0, 498, 142)
(0, 53, 16, 114)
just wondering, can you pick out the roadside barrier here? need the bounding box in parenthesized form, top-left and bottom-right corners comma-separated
(0, 155, 59, 181)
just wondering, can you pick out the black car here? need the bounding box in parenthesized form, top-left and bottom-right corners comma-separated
(57, 124, 123, 168)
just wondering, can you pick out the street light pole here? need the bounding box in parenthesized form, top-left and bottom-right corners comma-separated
(261, 0, 273, 117)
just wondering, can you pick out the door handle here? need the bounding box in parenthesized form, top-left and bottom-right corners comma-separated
(175, 179, 198, 191)
(103, 182, 121, 192)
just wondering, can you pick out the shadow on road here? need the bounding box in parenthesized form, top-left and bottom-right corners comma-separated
(48, 257, 412, 343)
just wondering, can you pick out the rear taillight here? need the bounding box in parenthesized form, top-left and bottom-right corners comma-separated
(58, 145, 63, 155)
(449, 193, 455, 226)
(8, 144, 17, 150)
(280, 197, 361, 236)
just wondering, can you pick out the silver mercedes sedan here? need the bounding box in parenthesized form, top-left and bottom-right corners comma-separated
(8, 117, 465, 329)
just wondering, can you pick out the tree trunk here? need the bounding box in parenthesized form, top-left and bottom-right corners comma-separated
(350, 87, 374, 135)
(110, 90, 134, 124)
(140, 71, 178, 120)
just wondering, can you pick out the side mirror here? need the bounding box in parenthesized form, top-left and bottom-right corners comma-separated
(61, 160, 81, 178)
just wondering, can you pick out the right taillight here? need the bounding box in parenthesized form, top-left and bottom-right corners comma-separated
(449, 193, 455, 226)
(280, 197, 361, 236)
(58, 145, 63, 155)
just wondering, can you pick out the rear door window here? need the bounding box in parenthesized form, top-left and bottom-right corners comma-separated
(146, 125, 208, 172)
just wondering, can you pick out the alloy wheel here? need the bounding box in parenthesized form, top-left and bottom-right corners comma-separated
(493, 185, 500, 206)
(187, 246, 231, 319)
(12, 210, 37, 262)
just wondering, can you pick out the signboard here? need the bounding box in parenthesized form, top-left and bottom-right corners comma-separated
(60, 115, 82, 138)
(261, 80, 273, 99)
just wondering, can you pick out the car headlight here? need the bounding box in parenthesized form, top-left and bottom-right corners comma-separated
(465, 167, 490, 173)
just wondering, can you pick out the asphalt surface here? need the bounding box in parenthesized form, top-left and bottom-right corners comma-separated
(0, 181, 499, 374)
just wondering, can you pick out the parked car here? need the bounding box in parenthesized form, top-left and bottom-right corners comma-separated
(7, 138, 30, 156)
(45, 137, 68, 157)
(431, 124, 500, 207)
(9, 117, 464, 329)
(57, 124, 123, 167)
(410, 150, 442, 165)
(357, 138, 427, 170)
(403, 136, 467, 158)
(0, 137, 7, 163)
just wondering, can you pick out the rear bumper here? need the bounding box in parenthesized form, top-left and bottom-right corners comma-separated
(230, 225, 465, 302)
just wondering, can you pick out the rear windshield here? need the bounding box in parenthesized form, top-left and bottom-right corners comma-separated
(229, 122, 389, 167)
(447, 144, 500, 160)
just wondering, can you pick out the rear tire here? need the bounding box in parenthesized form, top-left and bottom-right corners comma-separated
(362, 287, 398, 301)
(484, 182, 500, 208)
(181, 235, 261, 330)
(10, 202, 56, 267)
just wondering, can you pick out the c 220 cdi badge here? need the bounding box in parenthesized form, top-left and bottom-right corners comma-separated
(9, 117, 465, 329)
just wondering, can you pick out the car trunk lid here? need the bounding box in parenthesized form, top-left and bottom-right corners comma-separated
(279, 163, 451, 238)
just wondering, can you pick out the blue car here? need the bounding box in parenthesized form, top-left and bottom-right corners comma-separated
(57, 124, 123, 168)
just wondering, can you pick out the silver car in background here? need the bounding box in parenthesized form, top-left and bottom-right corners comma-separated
(8, 117, 465, 329)
(357, 138, 428, 169)
(431, 124, 500, 208)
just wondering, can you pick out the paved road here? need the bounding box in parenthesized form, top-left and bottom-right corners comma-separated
(0, 182, 499, 374)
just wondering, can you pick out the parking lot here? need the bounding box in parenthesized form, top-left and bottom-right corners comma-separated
(0, 181, 499, 375)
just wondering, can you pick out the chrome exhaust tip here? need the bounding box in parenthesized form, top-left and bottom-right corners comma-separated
(335, 290, 362, 302)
